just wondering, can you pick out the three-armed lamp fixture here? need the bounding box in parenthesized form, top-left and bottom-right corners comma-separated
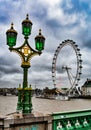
(6, 14, 45, 114)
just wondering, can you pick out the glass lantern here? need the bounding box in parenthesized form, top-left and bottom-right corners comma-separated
(35, 29, 45, 51)
(6, 23, 17, 47)
(22, 14, 32, 36)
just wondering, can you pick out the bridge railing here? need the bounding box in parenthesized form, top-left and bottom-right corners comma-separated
(52, 109, 91, 130)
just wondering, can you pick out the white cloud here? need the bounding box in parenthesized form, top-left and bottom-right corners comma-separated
(0, 0, 91, 90)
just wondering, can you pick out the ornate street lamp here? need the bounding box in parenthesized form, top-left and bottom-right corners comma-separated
(6, 14, 45, 114)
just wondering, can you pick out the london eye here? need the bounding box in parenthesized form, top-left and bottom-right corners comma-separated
(52, 39, 82, 94)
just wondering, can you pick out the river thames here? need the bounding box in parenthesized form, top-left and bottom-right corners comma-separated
(0, 96, 91, 116)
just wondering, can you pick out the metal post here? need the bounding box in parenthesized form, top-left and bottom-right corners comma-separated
(23, 67, 28, 88)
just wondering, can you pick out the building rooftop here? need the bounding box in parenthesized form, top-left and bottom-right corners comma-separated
(82, 79, 91, 87)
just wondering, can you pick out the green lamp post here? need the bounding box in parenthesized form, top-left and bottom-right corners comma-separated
(6, 14, 45, 114)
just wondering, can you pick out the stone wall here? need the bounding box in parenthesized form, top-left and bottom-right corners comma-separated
(0, 112, 52, 130)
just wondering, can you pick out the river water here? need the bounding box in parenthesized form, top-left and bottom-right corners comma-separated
(0, 96, 91, 116)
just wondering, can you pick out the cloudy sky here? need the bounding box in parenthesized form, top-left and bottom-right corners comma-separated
(0, 0, 91, 89)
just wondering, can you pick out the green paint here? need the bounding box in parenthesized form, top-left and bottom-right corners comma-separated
(23, 27, 31, 36)
(31, 125, 38, 130)
(52, 109, 91, 130)
(19, 126, 38, 130)
(7, 35, 17, 47)
(35, 41, 44, 51)
(19, 128, 23, 130)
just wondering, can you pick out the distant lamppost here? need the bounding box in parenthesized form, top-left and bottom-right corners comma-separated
(6, 14, 45, 114)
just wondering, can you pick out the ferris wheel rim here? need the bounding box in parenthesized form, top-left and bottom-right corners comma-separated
(52, 39, 82, 91)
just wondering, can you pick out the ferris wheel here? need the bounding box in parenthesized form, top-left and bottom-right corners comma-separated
(52, 39, 82, 94)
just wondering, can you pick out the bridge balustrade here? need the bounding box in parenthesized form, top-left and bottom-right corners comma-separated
(52, 109, 91, 130)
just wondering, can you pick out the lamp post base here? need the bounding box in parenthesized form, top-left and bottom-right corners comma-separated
(17, 87, 32, 114)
